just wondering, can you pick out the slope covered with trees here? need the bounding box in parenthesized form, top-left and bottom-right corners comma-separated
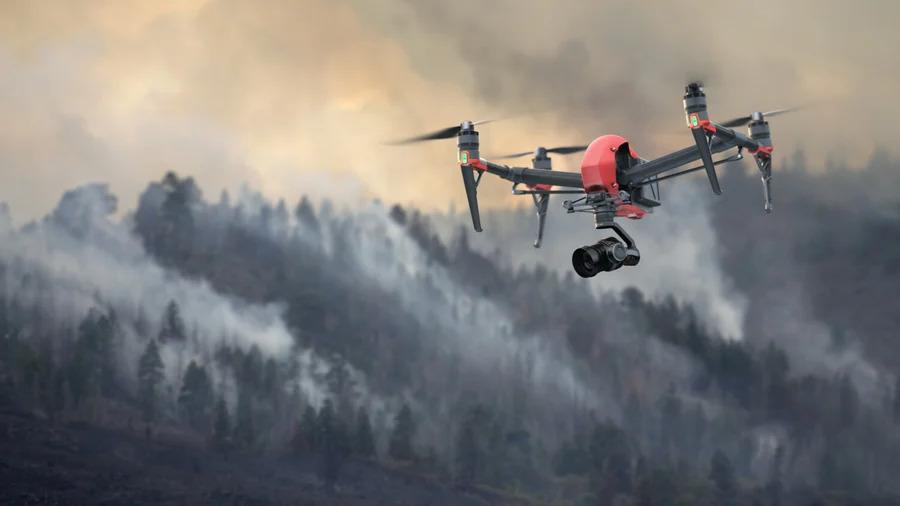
(2, 166, 900, 505)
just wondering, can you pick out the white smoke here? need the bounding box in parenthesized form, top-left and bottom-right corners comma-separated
(299, 199, 712, 452)
(0, 183, 337, 407)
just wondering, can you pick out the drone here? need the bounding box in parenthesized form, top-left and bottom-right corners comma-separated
(393, 83, 795, 278)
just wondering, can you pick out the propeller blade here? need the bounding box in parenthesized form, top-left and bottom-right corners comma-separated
(493, 150, 534, 159)
(760, 107, 798, 119)
(493, 144, 588, 159)
(547, 145, 589, 155)
(718, 115, 753, 128)
(390, 125, 461, 144)
(719, 107, 801, 128)
(387, 119, 496, 145)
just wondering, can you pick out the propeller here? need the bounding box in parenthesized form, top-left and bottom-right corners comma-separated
(719, 107, 800, 128)
(493, 145, 589, 159)
(387, 119, 497, 145)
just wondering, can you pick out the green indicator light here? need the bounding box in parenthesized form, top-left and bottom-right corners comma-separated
(459, 151, 469, 164)
(690, 115, 699, 127)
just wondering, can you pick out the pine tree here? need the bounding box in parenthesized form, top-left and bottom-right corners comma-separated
(765, 445, 784, 506)
(763, 341, 790, 419)
(686, 402, 708, 458)
(624, 393, 644, 438)
(233, 387, 256, 449)
(635, 464, 677, 506)
(325, 355, 355, 420)
(158, 300, 186, 342)
(588, 421, 632, 500)
(317, 399, 349, 490)
(18, 340, 40, 395)
(389, 403, 416, 462)
(293, 405, 319, 453)
(211, 396, 231, 458)
(238, 345, 263, 393)
(295, 196, 319, 232)
(838, 374, 859, 429)
(893, 376, 900, 425)
(157, 172, 200, 263)
(317, 400, 335, 447)
(455, 404, 490, 485)
(178, 360, 213, 431)
(98, 311, 120, 398)
(262, 358, 280, 401)
(658, 384, 682, 462)
(709, 449, 737, 502)
(553, 438, 590, 476)
(137, 339, 165, 423)
(455, 422, 479, 486)
(69, 309, 118, 407)
(817, 448, 838, 491)
(34, 352, 55, 417)
(68, 336, 95, 409)
(388, 204, 407, 225)
(354, 406, 376, 458)
(47, 369, 67, 422)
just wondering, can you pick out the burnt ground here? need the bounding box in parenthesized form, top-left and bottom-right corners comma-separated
(0, 402, 530, 506)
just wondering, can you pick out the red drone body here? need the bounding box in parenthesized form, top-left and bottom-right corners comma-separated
(580, 134, 634, 192)
(580, 135, 646, 220)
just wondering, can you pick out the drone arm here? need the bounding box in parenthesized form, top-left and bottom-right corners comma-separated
(473, 159, 585, 188)
(623, 123, 776, 211)
(621, 137, 739, 185)
(708, 123, 760, 152)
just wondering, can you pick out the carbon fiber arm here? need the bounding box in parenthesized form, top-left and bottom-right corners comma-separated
(621, 137, 739, 185)
(622, 124, 761, 186)
(709, 123, 761, 152)
(481, 160, 584, 188)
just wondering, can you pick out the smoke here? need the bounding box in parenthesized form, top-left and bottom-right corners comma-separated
(708, 156, 900, 394)
(306, 199, 721, 451)
(138, 179, 722, 456)
(0, 183, 343, 407)
(4, 0, 900, 227)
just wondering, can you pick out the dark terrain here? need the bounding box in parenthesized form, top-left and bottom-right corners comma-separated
(0, 393, 524, 505)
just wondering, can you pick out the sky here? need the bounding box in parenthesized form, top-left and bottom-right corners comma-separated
(1, 0, 899, 223)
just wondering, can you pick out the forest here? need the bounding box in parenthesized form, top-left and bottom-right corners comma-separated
(3, 156, 900, 505)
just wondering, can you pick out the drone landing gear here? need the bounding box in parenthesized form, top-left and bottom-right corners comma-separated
(571, 221, 641, 278)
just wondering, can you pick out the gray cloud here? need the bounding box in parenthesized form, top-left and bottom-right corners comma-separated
(2, 0, 900, 225)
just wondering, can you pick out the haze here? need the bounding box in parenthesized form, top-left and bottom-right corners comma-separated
(1, 0, 898, 223)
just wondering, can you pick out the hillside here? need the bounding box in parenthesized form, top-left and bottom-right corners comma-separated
(3, 160, 900, 505)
